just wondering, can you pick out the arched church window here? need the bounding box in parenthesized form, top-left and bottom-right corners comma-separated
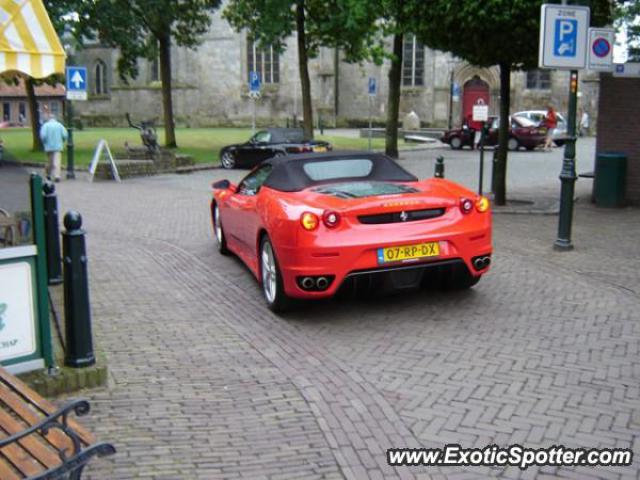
(94, 60, 108, 95)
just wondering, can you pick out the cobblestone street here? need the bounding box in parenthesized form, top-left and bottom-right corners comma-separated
(5, 141, 638, 479)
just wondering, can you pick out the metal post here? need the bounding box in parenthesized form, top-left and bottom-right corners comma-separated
(554, 69, 579, 251)
(66, 100, 75, 179)
(448, 70, 454, 130)
(43, 181, 62, 285)
(368, 95, 373, 151)
(252, 98, 256, 134)
(491, 147, 498, 194)
(478, 122, 487, 195)
(62, 211, 95, 367)
(434, 156, 445, 178)
(29, 174, 54, 370)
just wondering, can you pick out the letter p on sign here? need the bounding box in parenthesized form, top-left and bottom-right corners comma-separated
(554, 19, 577, 57)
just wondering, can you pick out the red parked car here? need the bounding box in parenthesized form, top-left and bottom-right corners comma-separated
(211, 152, 492, 312)
(441, 116, 547, 151)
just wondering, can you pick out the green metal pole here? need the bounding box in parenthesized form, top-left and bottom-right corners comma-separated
(66, 100, 75, 179)
(554, 70, 579, 251)
(30, 174, 55, 370)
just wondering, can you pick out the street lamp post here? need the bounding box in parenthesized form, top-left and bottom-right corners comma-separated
(554, 70, 578, 250)
(447, 60, 457, 130)
(64, 42, 75, 179)
(554, 0, 582, 250)
(66, 100, 75, 179)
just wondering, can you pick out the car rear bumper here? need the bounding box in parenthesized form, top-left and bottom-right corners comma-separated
(275, 224, 492, 299)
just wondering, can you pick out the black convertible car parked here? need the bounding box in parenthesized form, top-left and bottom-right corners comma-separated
(219, 128, 332, 169)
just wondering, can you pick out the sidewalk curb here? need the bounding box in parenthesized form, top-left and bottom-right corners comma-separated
(490, 196, 560, 215)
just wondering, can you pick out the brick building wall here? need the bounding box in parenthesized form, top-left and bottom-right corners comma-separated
(596, 75, 640, 205)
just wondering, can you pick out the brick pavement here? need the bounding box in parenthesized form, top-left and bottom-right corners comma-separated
(25, 153, 639, 479)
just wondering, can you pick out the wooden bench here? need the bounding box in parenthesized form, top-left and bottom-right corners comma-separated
(0, 367, 115, 479)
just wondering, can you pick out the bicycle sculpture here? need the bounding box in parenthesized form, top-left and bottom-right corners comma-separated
(125, 113, 159, 155)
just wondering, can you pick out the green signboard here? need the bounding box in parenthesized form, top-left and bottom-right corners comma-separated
(0, 246, 45, 372)
(0, 174, 53, 374)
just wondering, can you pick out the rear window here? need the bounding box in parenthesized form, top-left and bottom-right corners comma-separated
(514, 116, 537, 127)
(303, 159, 373, 181)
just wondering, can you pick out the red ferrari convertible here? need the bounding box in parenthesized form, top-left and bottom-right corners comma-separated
(211, 152, 492, 312)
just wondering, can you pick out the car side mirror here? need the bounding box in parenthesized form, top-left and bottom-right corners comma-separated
(212, 179, 235, 191)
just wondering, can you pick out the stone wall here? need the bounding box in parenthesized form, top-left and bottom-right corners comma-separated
(596, 75, 640, 205)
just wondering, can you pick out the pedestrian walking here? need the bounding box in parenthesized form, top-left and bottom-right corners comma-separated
(579, 109, 590, 137)
(39, 113, 68, 182)
(543, 105, 557, 151)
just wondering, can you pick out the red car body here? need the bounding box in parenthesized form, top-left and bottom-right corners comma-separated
(441, 116, 547, 151)
(211, 153, 492, 311)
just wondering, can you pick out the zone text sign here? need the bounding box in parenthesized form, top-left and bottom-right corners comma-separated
(539, 4, 590, 70)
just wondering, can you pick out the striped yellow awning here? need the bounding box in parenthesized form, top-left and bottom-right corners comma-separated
(0, 0, 65, 78)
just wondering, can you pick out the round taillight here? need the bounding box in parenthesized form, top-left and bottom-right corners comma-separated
(476, 196, 490, 213)
(322, 210, 341, 228)
(300, 212, 319, 230)
(460, 198, 474, 214)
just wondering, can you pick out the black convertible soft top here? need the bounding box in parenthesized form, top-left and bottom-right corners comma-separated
(262, 152, 418, 192)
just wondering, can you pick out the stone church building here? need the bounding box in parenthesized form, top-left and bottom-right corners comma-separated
(72, 7, 599, 129)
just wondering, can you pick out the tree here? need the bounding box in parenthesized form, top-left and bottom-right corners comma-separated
(373, 1, 423, 159)
(615, 0, 640, 61)
(224, 0, 378, 139)
(76, 0, 222, 148)
(414, 0, 611, 205)
(11, 1, 78, 151)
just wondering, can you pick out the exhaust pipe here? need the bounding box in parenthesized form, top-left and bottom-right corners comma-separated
(316, 276, 329, 290)
(301, 277, 315, 290)
(472, 256, 491, 271)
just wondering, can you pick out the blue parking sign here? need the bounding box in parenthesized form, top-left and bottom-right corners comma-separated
(554, 18, 577, 57)
(368, 77, 377, 96)
(539, 5, 589, 70)
(249, 71, 261, 93)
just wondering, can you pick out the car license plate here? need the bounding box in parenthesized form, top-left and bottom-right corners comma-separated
(313, 146, 327, 152)
(377, 242, 440, 264)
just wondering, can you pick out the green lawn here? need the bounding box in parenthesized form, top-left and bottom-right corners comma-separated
(1, 127, 388, 167)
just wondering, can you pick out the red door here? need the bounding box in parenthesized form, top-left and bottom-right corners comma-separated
(462, 76, 490, 130)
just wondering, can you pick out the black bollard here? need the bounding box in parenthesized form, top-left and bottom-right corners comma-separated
(62, 211, 95, 367)
(434, 156, 445, 178)
(43, 181, 62, 284)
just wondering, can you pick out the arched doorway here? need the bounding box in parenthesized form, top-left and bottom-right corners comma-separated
(462, 76, 490, 130)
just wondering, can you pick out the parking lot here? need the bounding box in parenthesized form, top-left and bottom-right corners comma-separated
(5, 139, 638, 479)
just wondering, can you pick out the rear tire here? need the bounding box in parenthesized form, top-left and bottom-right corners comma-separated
(260, 236, 290, 313)
(438, 265, 481, 290)
(453, 273, 481, 289)
(212, 203, 229, 255)
(221, 150, 236, 169)
(508, 137, 520, 151)
(450, 137, 463, 150)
